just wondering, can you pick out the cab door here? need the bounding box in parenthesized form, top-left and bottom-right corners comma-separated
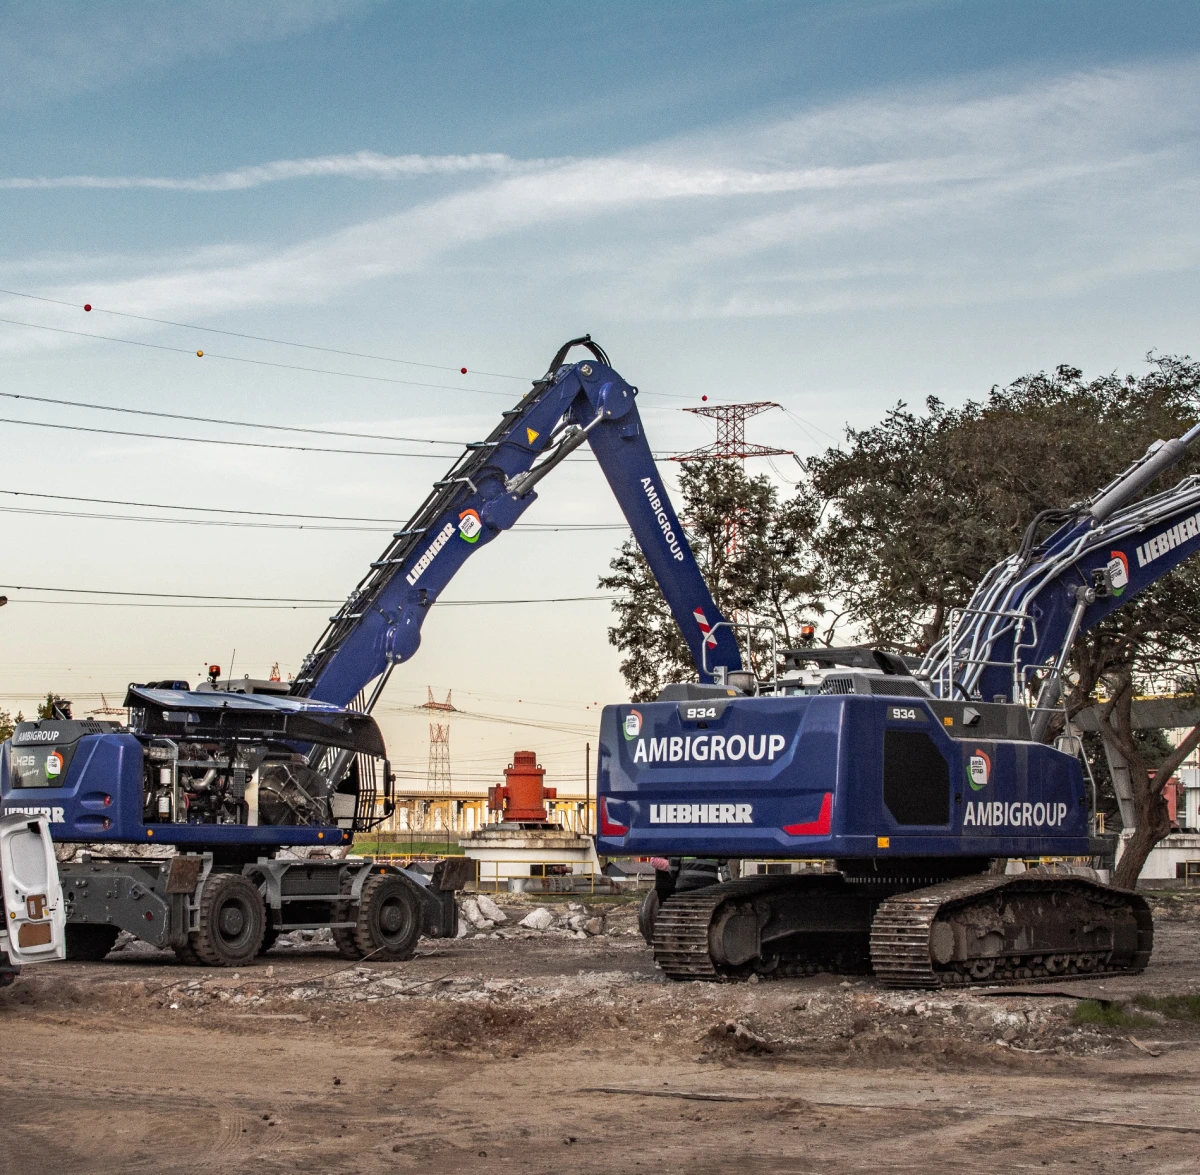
(0, 813, 66, 965)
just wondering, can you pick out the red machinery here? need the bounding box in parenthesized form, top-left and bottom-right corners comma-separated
(488, 751, 556, 824)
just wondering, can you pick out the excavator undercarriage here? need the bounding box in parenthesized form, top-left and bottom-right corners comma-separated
(649, 866, 1152, 989)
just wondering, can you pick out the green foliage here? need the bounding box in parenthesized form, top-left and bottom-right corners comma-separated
(36, 693, 72, 720)
(600, 459, 822, 700)
(0, 707, 23, 743)
(1071, 1000, 1153, 1029)
(808, 355, 1200, 655)
(1132, 992, 1200, 1022)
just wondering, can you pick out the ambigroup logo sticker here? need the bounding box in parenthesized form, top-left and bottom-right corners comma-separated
(458, 509, 482, 543)
(968, 749, 991, 791)
(1107, 550, 1129, 596)
(45, 751, 64, 780)
(623, 709, 642, 740)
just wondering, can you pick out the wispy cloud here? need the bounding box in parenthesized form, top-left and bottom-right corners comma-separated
(0, 151, 536, 192)
(0, 1, 379, 106)
(2, 56, 1198, 347)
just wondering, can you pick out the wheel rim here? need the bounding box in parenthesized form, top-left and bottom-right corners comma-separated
(215, 895, 256, 951)
(377, 892, 415, 946)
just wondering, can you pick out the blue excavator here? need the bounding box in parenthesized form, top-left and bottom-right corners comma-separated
(600, 417, 1200, 987)
(0, 337, 738, 966)
(3, 339, 1193, 984)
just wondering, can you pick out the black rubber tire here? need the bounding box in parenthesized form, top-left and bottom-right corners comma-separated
(257, 925, 280, 956)
(638, 889, 659, 946)
(174, 938, 202, 966)
(65, 924, 121, 962)
(192, 873, 266, 967)
(332, 926, 365, 960)
(352, 874, 421, 961)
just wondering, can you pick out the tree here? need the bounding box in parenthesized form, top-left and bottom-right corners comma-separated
(0, 708, 23, 743)
(37, 693, 72, 720)
(808, 357, 1200, 654)
(600, 459, 822, 700)
(808, 355, 1200, 884)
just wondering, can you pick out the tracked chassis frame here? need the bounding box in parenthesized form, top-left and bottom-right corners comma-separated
(650, 871, 1152, 988)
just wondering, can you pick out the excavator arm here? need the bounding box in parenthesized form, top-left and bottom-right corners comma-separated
(291, 337, 741, 709)
(922, 421, 1200, 721)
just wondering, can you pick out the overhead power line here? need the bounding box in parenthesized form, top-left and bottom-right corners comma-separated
(0, 389, 467, 447)
(0, 502, 629, 533)
(0, 414, 464, 457)
(0, 287, 530, 381)
(0, 316, 513, 397)
(0, 406, 671, 461)
(0, 488, 630, 531)
(0, 504, 391, 532)
(0, 298, 710, 404)
(0, 584, 621, 608)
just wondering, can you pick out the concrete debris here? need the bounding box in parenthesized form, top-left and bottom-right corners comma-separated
(274, 927, 335, 950)
(461, 898, 497, 930)
(709, 1020, 774, 1054)
(475, 895, 507, 923)
(567, 914, 589, 932)
(519, 907, 555, 931)
(584, 918, 604, 936)
(456, 918, 469, 939)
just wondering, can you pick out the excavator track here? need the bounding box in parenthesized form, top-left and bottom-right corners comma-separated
(652, 875, 875, 982)
(651, 871, 1153, 989)
(870, 874, 1153, 989)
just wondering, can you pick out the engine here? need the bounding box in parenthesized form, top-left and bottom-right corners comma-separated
(141, 739, 336, 828)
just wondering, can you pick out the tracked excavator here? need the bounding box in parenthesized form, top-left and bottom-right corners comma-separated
(601, 414, 1200, 986)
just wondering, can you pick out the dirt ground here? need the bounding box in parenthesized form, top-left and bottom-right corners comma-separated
(4, 888, 1200, 1174)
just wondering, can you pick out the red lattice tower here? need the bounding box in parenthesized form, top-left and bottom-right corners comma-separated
(673, 402, 792, 555)
(672, 401, 791, 464)
(421, 687, 456, 799)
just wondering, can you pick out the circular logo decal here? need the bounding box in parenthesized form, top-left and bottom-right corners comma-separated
(968, 749, 991, 791)
(623, 709, 642, 740)
(458, 509, 482, 543)
(45, 751, 64, 780)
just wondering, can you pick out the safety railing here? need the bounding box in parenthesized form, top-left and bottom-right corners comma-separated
(740, 858, 833, 877)
(470, 858, 603, 894)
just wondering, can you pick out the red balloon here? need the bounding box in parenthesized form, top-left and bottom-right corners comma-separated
(83, 304, 92, 312)
(701, 395, 708, 401)
(460, 367, 467, 374)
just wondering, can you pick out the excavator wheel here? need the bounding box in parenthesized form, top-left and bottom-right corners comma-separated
(191, 873, 266, 967)
(332, 926, 364, 960)
(638, 889, 659, 946)
(352, 873, 421, 961)
(173, 938, 203, 966)
(65, 924, 120, 962)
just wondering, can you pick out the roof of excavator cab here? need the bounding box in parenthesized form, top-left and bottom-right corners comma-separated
(122, 685, 385, 756)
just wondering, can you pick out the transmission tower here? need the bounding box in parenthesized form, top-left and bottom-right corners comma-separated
(672, 402, 792, 463)
(421, 688, 455, 797)
(673, 402, 794, 557)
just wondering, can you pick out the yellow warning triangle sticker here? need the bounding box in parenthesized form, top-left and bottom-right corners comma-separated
(526, 427, 539, 444)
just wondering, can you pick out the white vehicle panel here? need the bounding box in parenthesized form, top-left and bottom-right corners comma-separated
(0, 812, 66, 965)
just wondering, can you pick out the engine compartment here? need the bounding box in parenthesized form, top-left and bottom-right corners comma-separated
(139, 737, 360, 828)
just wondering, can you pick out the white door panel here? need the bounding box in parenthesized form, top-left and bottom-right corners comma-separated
(0, 812, 66, 965)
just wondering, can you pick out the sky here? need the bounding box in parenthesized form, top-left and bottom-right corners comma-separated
(2, 0, 1198, 794)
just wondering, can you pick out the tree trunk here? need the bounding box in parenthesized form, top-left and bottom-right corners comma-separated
(1113, 796, 1172, 890)
(1102, 673, 1200, 889)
